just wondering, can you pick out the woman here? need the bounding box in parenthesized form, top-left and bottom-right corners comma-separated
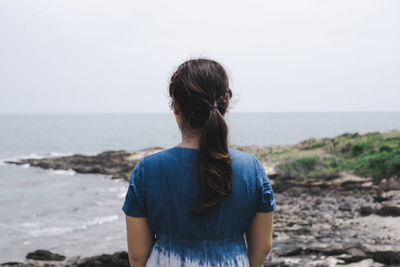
(122, 57, 276, 267)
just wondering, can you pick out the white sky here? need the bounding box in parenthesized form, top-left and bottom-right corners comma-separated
(0, 0, 399, 113)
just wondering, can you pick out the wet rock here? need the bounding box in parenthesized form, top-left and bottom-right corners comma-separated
(359, 205, 374, 216)
(5, 148, 164, 181)
(376, 204, 400, 216)
(372, 250, 400, 265)
(374, 194, 392, 202)
(338, 248, 369, 263)
(0, 263, 32, 267)
(276, 246, 303, 257)
(303, 244, 346, 256)
(76, 251, 129, 267)
(25, 250, 65, 261)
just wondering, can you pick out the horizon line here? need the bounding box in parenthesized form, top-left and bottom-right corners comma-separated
(1, 110, 400, 115)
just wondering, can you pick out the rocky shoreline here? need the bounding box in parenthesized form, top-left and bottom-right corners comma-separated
(5, 147, 165, 181)
(3, 130, 400, 266)
(1, 250, 130, 267)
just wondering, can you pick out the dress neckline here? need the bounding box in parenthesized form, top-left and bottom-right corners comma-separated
(173, 146, 199, 151)
(172, 146, 234, 153)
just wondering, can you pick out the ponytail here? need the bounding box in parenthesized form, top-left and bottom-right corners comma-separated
(168, 57, 234, 216)
(191, 100, 233, 216)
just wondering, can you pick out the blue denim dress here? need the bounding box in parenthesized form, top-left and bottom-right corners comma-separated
(122, 147, 276, 266)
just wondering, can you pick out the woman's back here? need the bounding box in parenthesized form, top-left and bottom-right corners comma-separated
(122, 146, 276, 266)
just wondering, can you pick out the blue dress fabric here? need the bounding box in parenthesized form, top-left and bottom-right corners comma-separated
(122, 147, 276, 266)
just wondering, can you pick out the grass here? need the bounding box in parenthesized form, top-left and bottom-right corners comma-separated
(275, 156, 341, 179)
(274, 130, 400, 183)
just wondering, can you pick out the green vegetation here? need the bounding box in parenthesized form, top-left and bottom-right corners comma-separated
(302, 142, 326, 150)
(275, 130, 400, 183)
(276, 156, 341, 179)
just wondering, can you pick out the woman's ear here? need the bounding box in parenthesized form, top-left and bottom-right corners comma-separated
(172, 98, 179, 115)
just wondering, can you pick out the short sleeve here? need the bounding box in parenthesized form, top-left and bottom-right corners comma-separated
(254, 156, 276, 213)
(122, 158, 147, 217)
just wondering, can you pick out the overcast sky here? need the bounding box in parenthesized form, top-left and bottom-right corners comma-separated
(0, 0, 399, 113)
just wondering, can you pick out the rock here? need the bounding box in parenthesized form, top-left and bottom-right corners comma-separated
(2, 138, 398, 267)
(359, 205, 374, 216)
(266, 261, 292, 267)
(5, 148, 164, 181)
(342, 259, 378, 267)
(339, 202, 352, 212)
(332, 174, 372, 191)
(337, 250, 369, 263)
(376, 204, 400, 216)
(62, 255, 81, 267)
(276, 246, 303, 257)
(25, 249, 66, 261)
(372, 250, 400, 265)
(380, 176, 400, 191)
(77, 251, 129, 267)
(303, 244, 346, 256)
(1, 252, 130, 267)
(0, 262, 31, 267)
(347, 248, 369, 263)
(374, 194, 392, 202)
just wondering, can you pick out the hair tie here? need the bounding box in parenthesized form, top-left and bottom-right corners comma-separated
(208, 104, 218, 111)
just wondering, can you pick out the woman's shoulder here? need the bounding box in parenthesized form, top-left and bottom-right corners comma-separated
(141, 146, 191, 166)
(228, 147, 256, 160)
(137, 147, 195, 175)
(229, 148, 259, 170)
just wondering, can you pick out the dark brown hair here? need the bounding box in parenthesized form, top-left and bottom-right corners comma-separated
(168, 57, 234, 216)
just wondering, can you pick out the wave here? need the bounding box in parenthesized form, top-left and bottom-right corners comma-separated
(48, 152, 75, 157)
(0, 153, 45, 164)
(46, 168, 76, 176)
(2, 214, 120, 237)
(0, 151, 78, 168)
(0, 151, 74, 163)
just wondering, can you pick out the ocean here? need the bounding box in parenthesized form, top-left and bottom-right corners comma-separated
(0, 112, 399, 262)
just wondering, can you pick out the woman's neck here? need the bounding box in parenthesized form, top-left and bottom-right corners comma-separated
(176, 134, 200, 149)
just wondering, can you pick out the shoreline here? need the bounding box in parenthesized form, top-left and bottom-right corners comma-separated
(3, 130, 400, 266)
